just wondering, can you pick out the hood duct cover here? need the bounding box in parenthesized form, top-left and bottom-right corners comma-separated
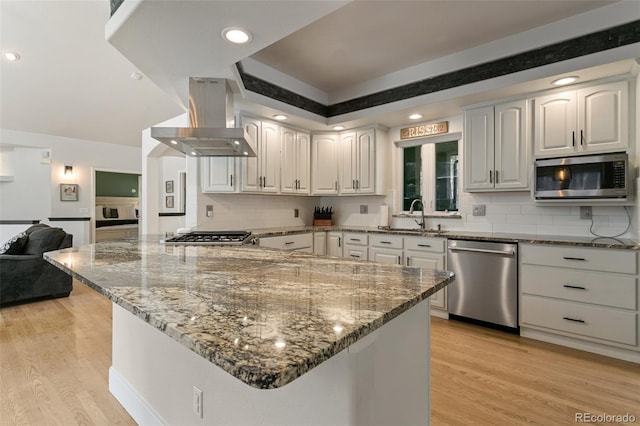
(151, 78, 256, 157)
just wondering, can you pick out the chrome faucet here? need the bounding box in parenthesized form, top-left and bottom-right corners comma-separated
(408, 199, 426, 230)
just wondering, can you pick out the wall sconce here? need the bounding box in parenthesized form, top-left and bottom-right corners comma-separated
(64, 165, 73, 176)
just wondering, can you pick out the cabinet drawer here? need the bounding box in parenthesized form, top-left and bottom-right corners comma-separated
(404, 236, 445, 253)
(370, 248, 402, 265)
(521, 265, 637, 310)
(521, 295, 637, 346)
(344, 233, 368, 246)
(344, 246, 368, 261)
(521, 244, 637, 275)
(259, 233, 313, 251)
(370, 234, 403, 249)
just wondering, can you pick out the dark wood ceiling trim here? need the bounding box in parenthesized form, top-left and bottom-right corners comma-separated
(236, 20, 640, 118)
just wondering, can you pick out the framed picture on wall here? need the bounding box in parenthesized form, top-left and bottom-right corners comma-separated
(165, 180, 174, 193)
(60, 183, 79, 201)
(165, 195, 174, 209)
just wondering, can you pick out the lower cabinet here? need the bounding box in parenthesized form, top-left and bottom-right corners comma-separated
(520, 243, 639, 362)
(369, 234, 403, 265)
(258, 233, 313, 253)
(326, 232, 343, 257)
(343, 232, 368, 261)
(404, 236, 447, 311)
(313, 232, 326, 256)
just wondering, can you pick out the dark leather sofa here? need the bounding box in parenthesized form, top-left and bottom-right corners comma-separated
(0, 224, 73, 306)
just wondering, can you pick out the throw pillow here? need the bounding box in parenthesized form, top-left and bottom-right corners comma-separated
(96, 205, 106, 220)
(22, 227, 66, 255)
(0, 231, 28, 255)
(109, 208, 119, 219)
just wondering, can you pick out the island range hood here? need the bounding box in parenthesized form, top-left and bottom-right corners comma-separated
(151, 78, 256, 157)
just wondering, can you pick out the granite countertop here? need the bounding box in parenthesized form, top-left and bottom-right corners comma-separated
(45, 238, 453, 389)
(249, 226, 639, 250)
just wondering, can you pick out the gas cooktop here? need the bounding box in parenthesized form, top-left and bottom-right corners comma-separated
(163, 231, 252, 246)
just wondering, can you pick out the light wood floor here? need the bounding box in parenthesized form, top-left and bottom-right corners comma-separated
(1, 282, 639, 426)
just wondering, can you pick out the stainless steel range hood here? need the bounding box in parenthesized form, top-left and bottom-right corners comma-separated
(151, 78, 256, 157)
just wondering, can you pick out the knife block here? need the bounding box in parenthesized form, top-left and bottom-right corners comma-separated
(313, 219, 332, 226)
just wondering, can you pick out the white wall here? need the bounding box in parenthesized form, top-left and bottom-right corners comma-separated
(0, 145, 50, 220)
(0, 128, 142, 245)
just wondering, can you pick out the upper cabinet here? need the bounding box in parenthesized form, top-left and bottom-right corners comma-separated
(464, 99, 529, 191)
(339, 129, 376, 194)
(311, 134, 339, 195)
(281, 127, 310, 195)
(534, 80, 629, 157)
(240, 117, 280, 193)
(201, 157, 236, 193)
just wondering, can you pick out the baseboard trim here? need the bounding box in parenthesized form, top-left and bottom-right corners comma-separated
(109, 367, 167, 426)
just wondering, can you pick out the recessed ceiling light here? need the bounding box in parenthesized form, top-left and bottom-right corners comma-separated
(234, 140, 240, 145)
(409, 114, 422, 120)
(130, 72, 143, 80)
(3, 51, 20, 61)
(170, 140, 178, 145)
(222, 27, 252, 44)
(191, 151, 197, 156)
(552, 76, 578, 86)
(273, 114, 287, 121)
(333, 126, 345, 131)
(243, 151, 249, 156)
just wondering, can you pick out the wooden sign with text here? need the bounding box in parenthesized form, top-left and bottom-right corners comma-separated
(400, 121, 448, 139)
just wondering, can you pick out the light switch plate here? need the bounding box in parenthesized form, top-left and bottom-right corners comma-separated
(360, 205, 368, 214)
(580, 206, 592, 220)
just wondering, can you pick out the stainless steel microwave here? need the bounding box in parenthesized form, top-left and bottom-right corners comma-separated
(534, 152, 629, 200)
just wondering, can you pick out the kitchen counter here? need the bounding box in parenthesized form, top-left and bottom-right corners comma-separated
(249, 226, 639, 250)
(45, 236, 452, 425)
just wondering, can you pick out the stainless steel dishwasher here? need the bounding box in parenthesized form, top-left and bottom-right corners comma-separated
(447, 239, 518, 332)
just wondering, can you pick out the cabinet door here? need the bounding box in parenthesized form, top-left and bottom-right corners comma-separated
(370, 248, 402, 265)
(495, 99, 529, 190)
(201, 157, 235, 192)
(356, 129, 375, 193)
(339, 132, 357, 194)
(464, 106, 495, 190)
(280, 127, 297, 194)
(578, 81, 628, 153)
(260, 121, 280, 193)
(311, 134, 339, 195)
(326, 232, 342, 257)
(406, 252, 446, 309)
(296, 132, 311, 194)
(241, 118, 261, 192)
(534, 91, 577, 157)
(313, 232, 326, 255)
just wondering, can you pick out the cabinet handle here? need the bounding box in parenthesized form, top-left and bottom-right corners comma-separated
(580, 130, 584, 146)
(352, 179, 355, 189)
(338, 237, 341, 247)
(356, 179, 360, 189)
(350, 238, 361, 242)
(230, 175, 233, 186)
(572, 131, 575, 147)
(350, 254, 360, 258)
(285, 241, 295, 245)
(406, 257, 411, 265)
(495, 170, 499, 184)
(396, 256, 401, 264)
(380, 241, 392, 244)
(335, 181, 338, 191)
(563, 316, 585, 324)
(563, 284, 587, 290)
(417, 244, 431, 248)
(489, 170, 493, 183)
(562, 256, 586, 261)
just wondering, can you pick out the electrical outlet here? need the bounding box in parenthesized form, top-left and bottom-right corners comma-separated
(294, 208, 299, 218)
(79, 207, 89, 214)
(580, 206, 592, 220)
(360, 205, 368, 214)
(193, 386, 203, 418)
(206, 205, 213, 218)
(472, 204, 486, 216)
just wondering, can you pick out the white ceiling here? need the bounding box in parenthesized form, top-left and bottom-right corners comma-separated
(1, 0, 639, 148)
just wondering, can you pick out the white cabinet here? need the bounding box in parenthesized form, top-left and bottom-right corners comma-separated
(369, 234, 403, 265)
(311, 134, 339, 195)
(343, 232, 368, 261)
(339, 129, 375, 194)
(241, 117, 280, 193)
(201, 157, 235, 193)
(464, 99, 529, 191)
(326, 231, 343, 257)
(281, 127, 310, 194)
(404, 236, 447, 310)
(313, 232, 326, 256)
(259, 233, 313, 253)
(534, 80, 629, 157)
(520, 243, 639, 360)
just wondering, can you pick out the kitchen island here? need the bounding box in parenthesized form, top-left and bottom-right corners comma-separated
(45, 237, 453, 425)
